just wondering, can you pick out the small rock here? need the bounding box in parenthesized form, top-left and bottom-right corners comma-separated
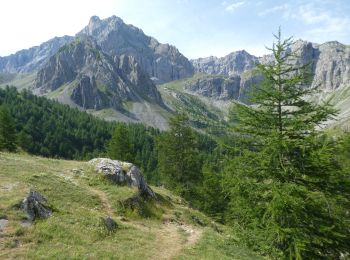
(20, 220, 32, 228)
(102, 216, 118, 233)
(21, 190, 52, 221)
(0, 219, 9, 230)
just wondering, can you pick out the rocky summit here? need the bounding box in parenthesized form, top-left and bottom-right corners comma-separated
(34, 36, 163, 110)
(78, 15, 194, 83)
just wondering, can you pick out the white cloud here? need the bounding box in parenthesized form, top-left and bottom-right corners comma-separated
(282, 3, 350, 43)
(225, 1, 245, 12)
(258, 4, 288, 17)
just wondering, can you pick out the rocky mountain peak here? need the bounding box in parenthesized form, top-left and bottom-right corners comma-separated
(34, 36, 164, 110)
(77, 15, 194, 83)
(82, 15, 126, 39)
(191, 50, 258, 76)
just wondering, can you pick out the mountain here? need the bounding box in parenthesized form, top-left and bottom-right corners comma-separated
(161, 40, 350, 130)
(190, 40, 350, 97)
(191, 50, 258, 77)
(34, 36, 163, 110)
(0, 36, 73, 73)
(77, 15, 194, 83)
(1, 15, 350, 131)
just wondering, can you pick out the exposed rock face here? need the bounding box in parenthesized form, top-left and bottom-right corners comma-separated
(191, 50, 258, 76)
(259, 40, 350, 91)
(34, 37, 163, 109)
(185, 76, 241, 100)
(78, 15, 194, 83)
(89, 158, 155, 198)
(21, 190, 52, 221)
(310, 41, 350, 90)
(0, 36, 73, 73)
(190, 40, 350, 101)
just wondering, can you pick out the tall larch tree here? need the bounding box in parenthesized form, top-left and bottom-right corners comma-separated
(224, 30, 350, 259)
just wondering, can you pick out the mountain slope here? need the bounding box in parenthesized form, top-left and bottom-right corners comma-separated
(78, 15, 194, 83)
(0, 152, 261, 259)
(0, 36, 73, 73)
(34, 36, 163, 110)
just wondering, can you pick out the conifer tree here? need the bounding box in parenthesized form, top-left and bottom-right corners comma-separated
(157, 112, 201, 199)
(0, 105, 17, 152)
(225, 30, 350, 259)
(107, 123, 133, 162)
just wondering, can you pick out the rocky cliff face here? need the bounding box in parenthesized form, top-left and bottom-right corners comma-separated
(184, 76, 241, 100)
(0, 36, 73, 73)
(34, 37, 163, 110)
(78, 16, 194, 83)
(189, 40, 350, 101)
(297, 41, 350, 90)
(191, 50, 258, 76)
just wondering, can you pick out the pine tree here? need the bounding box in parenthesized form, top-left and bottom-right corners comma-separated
(157, 112, 201, 199)
(0, 105, 17, 152)
(224, 30, 350, 258)
(107, 123, 133, 162)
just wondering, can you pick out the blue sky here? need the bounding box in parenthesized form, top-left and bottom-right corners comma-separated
(1, 0, 349, 58)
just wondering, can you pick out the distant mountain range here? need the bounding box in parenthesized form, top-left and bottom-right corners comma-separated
(0, 15, 350, 130)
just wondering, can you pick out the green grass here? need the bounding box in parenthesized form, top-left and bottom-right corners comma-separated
(158, 74, 230, 134)
(0, 73, 36, 90)
(0, 152, 261, 259)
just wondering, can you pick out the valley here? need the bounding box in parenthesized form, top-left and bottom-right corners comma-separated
(0, 7, 350, 259)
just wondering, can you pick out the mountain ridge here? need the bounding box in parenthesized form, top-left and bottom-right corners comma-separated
(1, 15, 350, 130)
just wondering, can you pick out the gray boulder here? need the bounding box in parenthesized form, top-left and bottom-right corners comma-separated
(21, 190, 52, 221)
(89, 158, 155, 198)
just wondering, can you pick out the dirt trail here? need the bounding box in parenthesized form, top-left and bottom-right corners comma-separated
(89, 187, 114, 216)
(152, 221, 203, 260)
(86, 182, 203, 259)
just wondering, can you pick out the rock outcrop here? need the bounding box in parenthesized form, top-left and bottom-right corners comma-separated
(89, 158, 155, 198)
(21, 190, 52, 221)
(191, 50, 258, 77)
(78, 15, 194, 83)
(34, 36, 163, 109)
(0, 36, 73, 73)
(189, 40, 350, 101)
(184, 76, 241, 100)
